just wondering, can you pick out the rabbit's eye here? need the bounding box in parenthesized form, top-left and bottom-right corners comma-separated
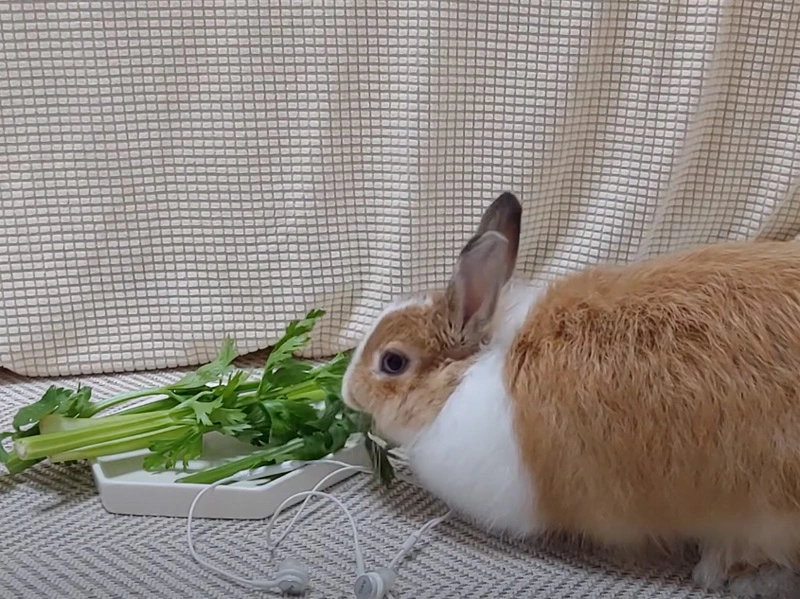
(379, 350, 409, 375)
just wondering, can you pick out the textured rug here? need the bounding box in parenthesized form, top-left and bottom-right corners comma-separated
(0, 360, 733, 599)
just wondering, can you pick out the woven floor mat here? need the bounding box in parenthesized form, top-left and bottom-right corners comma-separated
(0, 362, 730, 599)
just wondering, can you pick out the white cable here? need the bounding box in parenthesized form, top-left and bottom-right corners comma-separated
(187, 476, 287, 590)
(388, 509, 452, 571)
(265, 463, 372, 575)
(266, 460, 370, 550)
(187, 457, 451, 595)
(187, 459, 372, 588)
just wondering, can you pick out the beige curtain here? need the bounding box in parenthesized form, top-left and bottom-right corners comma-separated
(2, 1, 799, 377)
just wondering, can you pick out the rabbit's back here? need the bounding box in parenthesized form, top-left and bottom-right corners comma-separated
(507, 240, 800, 551)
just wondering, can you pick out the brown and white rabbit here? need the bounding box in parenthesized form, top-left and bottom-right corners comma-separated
(341, 192, 800, 595)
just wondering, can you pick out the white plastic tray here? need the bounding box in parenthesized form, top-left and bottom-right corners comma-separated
(90, 433, 372, 520)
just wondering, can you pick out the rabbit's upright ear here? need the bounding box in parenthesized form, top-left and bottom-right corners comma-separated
(445, 193, 523, 343)
(461, 192, 522, 282)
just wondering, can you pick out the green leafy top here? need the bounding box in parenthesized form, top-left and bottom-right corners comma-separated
(258, 309, 325, 394)
(12, 386, 93, 431)
(171, 338, 238, 389)
(1, 309, 396, 487)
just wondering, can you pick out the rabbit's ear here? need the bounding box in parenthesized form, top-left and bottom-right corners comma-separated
(461, 192, 522, 283)
(446, 230, 510, 342)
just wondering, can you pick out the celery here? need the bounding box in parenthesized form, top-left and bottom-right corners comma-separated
(0, 310, 395, 487)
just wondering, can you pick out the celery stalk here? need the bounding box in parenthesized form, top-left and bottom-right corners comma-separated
(51, 426, 188, 462)
(176, 438, 306, 484)
(84, 387, 170, 417)
(15, 413, 178, 461)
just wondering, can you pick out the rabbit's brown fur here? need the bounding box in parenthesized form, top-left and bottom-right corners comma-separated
(344, 296, 472, 435)
(343, 192, 800, 592)
(509, 240, 800, 573)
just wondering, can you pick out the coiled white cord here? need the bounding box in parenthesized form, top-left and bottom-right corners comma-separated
(187, 458, 451, 596)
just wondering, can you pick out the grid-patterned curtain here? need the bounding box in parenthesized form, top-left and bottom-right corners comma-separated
(2, 1, 799, 377)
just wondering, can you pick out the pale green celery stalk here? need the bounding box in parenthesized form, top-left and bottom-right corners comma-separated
(14, 412, 178, 461)
(88, 381, 263, 417)
(39, 413, 113, 434)
(84, 387, 171, 417)
(51, 426, 188, 462)
(238, 381, 327, 406)
(113, 397, 182, 416)
(4, 452, 41, 475)
(176, 438, 306, 485)
(39, 411, 174, 434)
(95, 379, 320, 417)
(13, 377, 328, 465)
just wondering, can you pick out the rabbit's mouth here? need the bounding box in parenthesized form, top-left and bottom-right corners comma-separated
(367, 411, 422, 449)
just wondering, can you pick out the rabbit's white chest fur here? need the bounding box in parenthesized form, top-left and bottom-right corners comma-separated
(405, 282, 544, 535)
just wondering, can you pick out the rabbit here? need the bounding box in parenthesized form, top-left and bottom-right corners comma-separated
(341, 191, 800, 595)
